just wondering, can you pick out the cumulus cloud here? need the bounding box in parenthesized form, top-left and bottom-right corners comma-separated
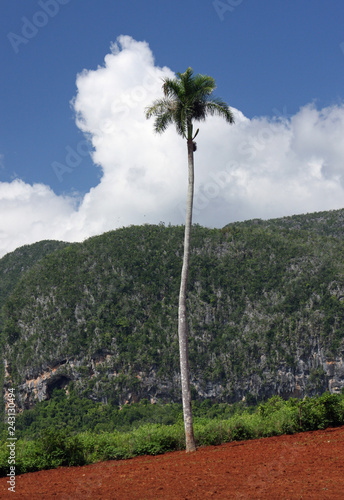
(72, 35, 184, 229)
(0, 180, 76, 256)
(192, 103, 344, 225)
(1, 35, 344, 257)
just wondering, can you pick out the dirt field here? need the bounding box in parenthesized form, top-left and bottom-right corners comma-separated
(1, 426, 344, 499)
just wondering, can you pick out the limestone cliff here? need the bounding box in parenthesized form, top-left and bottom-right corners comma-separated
(2, 214, 344, 409)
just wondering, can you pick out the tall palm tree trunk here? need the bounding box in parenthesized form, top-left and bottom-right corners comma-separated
(178, 138, 196, 453)
(146, 67, 234, 453)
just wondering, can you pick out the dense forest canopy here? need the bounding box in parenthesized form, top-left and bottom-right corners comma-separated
(1, 209, 344, 411)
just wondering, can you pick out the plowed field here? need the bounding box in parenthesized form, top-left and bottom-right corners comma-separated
(1, 426, 344, 499)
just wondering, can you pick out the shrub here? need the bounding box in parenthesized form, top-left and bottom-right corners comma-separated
(194, 419, 230, 446)
(35, 428, 86, 469)
(257, 395, 285, 417)
(299, 393, 344, 431)
(228, 413, 259, 441)
(130, 424, 184, 456)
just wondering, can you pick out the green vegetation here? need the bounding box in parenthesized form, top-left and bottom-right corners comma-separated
(2, 210, 344, 476)
(1, 210, 344, 408)
(1, 389, 185, 438)
(0, 392, 343, 477)
(0, 239, 69, 309)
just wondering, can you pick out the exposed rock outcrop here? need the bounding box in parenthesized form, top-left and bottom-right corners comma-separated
(4, 348, 344, 411)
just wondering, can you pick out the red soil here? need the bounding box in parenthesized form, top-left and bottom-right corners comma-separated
(1, 426, 344, 499)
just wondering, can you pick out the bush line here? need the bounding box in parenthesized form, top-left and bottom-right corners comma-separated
(0, 392, 343, 477)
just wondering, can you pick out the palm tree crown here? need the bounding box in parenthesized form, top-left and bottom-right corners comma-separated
(145, 67, 234, 141)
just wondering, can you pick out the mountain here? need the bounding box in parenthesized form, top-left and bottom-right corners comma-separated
(0, 240, 70, 309)
(1, 209, 344, 410)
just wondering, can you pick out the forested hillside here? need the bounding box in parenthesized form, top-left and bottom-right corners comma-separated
(0, 240, 69, 310)
(1, 209, 344, 410)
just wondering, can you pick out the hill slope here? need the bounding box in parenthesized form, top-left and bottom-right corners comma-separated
(1, 210, 344, 409)
(0, 240, 69, 309)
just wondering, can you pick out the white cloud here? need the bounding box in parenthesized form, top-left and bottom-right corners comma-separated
(0, 180, 76, 256)
(1, 35, 344, 258)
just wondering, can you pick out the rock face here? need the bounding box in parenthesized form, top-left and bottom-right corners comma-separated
(4, 355, 180, 410)
(2, 218, 344, 410)
(325, 358, 344, 393)
(20, 368, 67, 406)
(4, 349, 344, 411)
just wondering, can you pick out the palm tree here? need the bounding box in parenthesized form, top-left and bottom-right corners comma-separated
(146, 67, 234, 452)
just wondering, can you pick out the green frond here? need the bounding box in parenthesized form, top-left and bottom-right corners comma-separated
(204, 99, 235, 123)
(145, 98, 166, 119)
(146, 66, 234, 139)
(162, 78, 183, 100)
(153, 111, 174, 134)
(192, 74, 216, 98)
(145, 98, 182, 135)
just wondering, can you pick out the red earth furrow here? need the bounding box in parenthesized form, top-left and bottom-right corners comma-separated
(1, 426, 344, 499)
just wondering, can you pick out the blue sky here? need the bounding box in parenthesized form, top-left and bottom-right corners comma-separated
(1, 0, 344, 256)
